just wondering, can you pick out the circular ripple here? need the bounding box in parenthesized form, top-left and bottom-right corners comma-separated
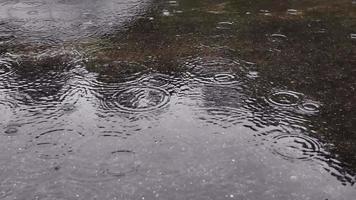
(104, 150, 137, 177)
(271, 134, 322, 160)
(113, 86, 170, 112)
(213, 73, 236, 84)
(33, 142, 73, 160)
(12, 1, 46, 9)
(299, 101, 321, 114)
(184, 57, 241, 85)
(29, 129, 83, 160)
(66, 143, 138, 182)
(0, 61, 13, 77)
(267, 91, 302, 107)
(4, 126, 19, 136)
(140, 73, 171, 88)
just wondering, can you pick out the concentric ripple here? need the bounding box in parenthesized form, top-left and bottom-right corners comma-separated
(0, 0, 151, 42)
(66, 137, 139, 182)
(29, 128, 84, 159)
(299, 100, 321, 114)
(140, 73, 172, 88)
(12, 1, 46, 9)
(112, 86, 170, 112)
(270, 134, 322, 160)
(184, 57, 241, 85)
(266, 91, 303, 107)
(66, 153, 138, 182)
(0, 58, 14, 77)
(213, 73, 236, 84)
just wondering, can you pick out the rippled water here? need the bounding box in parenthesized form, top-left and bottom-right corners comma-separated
(1, 0, 356, 199)
(0, 0, 150, 42)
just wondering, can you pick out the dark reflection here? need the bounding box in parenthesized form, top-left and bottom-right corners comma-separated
(8, 51, 76, 103)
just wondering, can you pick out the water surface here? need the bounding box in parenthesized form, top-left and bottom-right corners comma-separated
(1, 0, 356, 199)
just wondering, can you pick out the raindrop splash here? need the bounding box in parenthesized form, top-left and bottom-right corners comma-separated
(113, 86, 170, 112)
(266, 91, 303, 107)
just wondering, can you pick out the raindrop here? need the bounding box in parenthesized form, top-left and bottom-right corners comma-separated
(113, 86, 170, 112)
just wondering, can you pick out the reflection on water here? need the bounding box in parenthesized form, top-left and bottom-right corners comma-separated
(1, 0, 356, 199)
(0, 0, 151, 42)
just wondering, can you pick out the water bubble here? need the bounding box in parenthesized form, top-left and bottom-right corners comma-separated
(266, 91, 303, 107)
(113, 86, 170, 112)
(270, 134, 322, 160)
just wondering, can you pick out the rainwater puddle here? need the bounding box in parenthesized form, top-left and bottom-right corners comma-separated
(1, 0, 356, 199)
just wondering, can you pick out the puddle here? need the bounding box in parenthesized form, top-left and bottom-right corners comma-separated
(0, 0, 356, 199)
